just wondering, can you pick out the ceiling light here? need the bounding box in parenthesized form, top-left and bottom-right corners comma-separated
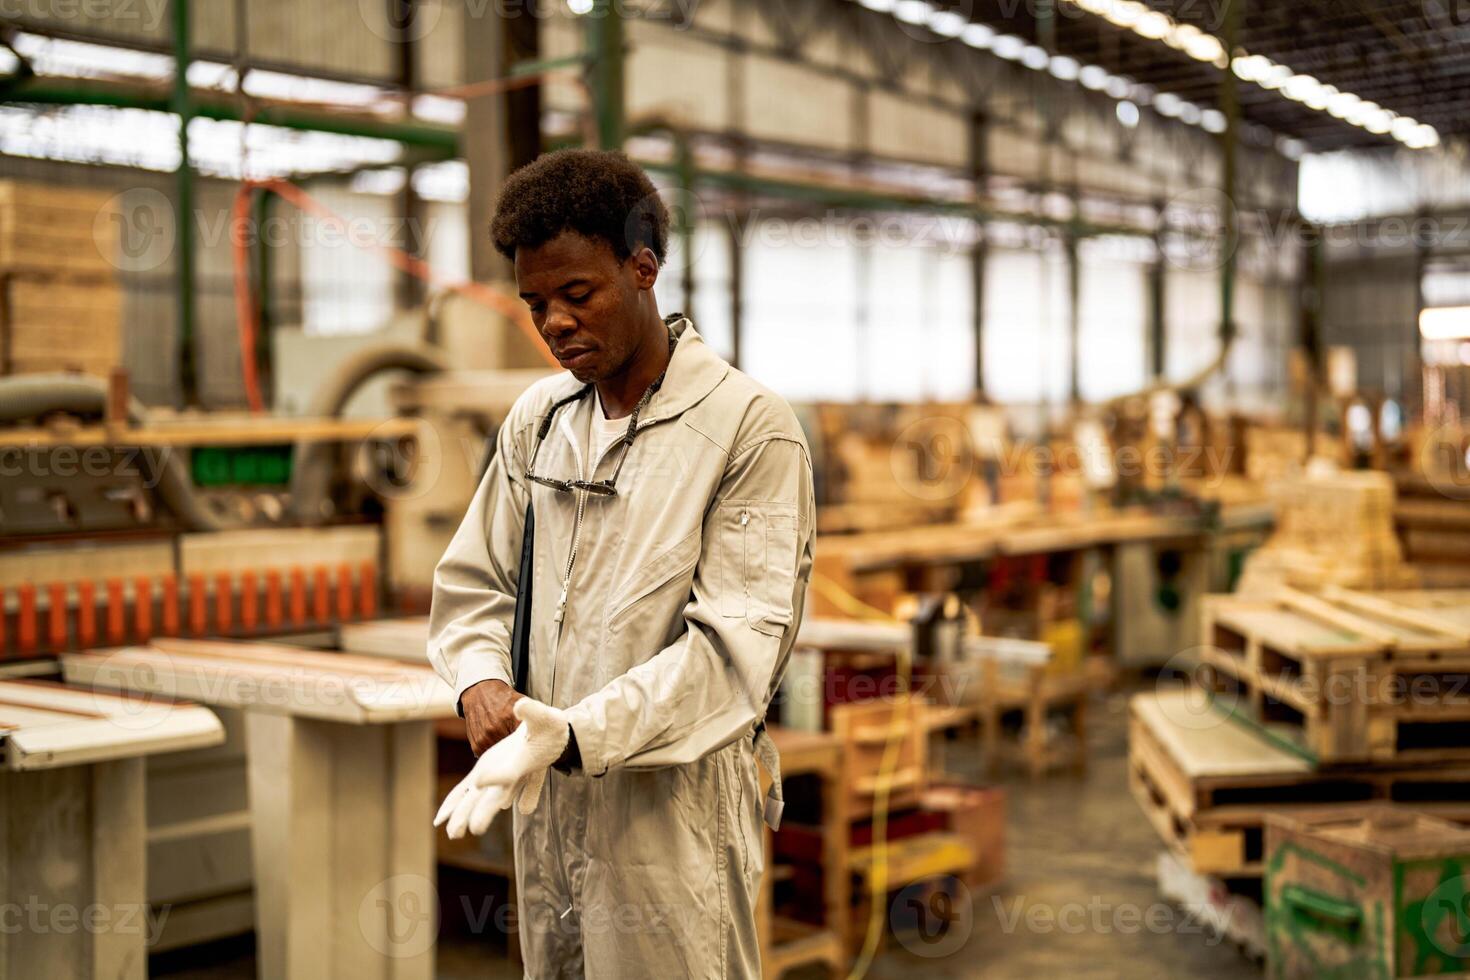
(1421, 307, 1470, 341)
(1413, 124, 1440, 148)
(893, 0, 933, 24)
(992, 34, 1025, 60)
(1105, 75, 1132, 100)
(1283, 74, 1320, 103)
(1304, 84, 1334, 111)
(961, 23, 995, 48)
(1103, 0, 1144, 28)
(1185, 35, 1225, 63)
(858, 0, 896, 11)
(1179, 102, 1202, 125)
(1116, 100, 1140, 128)
(927, 9, 967, 36)
(1201, 109, 1226, 133)
(1326, 91, 1359, 118)
(1391, 117, 1419, 141)
(1231, 55, 1269, 82)
(1260, 64, 1292, 90)
(1049, 55, 1080, 80)
(1135, 11, 1170, 38)
(1166, 23, 1201, 49)
(1364, 110, 1393, 135)
(1154, 92, 1182, 116)
(1021, 45, 1051, 70)
(1079, 64, 1108, 89)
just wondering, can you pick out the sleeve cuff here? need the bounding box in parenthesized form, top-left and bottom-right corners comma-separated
(562, 702, 610, 776)
(453, 649, 515, 717)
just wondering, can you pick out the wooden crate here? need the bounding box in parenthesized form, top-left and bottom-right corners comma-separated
(1200, 588, 1470, 765)
(0, 181, 118, 277)
(1, 274, 123, 376)
(1264, 805, 1470, 979)
(1128, 691, 1470, 879)
(831, 697, 928, 819)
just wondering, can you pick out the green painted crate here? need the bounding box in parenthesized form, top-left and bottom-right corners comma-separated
(1265, 805, 1470, 979)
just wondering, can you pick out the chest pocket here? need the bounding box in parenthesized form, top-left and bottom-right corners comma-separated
(606, 527, 701, 633)
(716, 501, 801, 638)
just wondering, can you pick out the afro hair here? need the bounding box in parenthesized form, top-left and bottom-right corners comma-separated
(490, 149, 669, 265)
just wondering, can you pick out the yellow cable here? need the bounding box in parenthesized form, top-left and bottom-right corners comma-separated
(809, 572, 909, 980)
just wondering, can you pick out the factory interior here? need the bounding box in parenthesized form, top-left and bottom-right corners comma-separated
(3, 0, 1470, 977)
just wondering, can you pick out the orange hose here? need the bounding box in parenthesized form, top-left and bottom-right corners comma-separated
(231, 177, 555, 413)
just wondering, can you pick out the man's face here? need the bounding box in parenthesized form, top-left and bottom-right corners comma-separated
(515, 231, 657, 384)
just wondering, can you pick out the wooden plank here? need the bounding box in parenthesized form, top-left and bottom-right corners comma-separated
(0, 679, 223, 771)
(0, 416, 421, 449)
(1130, 691, 1312, 781)
(63, 644, 455, 725)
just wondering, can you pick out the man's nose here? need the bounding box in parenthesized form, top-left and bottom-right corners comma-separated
(542, 306, 577, 337)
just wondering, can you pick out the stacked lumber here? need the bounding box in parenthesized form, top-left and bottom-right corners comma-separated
(1128, 690, 1470, 880)
(1238, 471, 1415, 592)
(0, 180, 122, 377)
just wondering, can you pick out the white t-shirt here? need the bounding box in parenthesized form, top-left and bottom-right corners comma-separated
(587, 389, 627, 475)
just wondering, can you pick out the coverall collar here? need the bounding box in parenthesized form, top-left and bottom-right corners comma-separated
(540, 315, 729, 432)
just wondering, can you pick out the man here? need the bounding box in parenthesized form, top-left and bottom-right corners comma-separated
(427, 148, 815, 979)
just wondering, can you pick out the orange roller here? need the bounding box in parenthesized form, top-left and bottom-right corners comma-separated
(188, 574, 206, 636)
(135, 577, 154, 641)
(240, 571, 258, 631)
(48, 582, 67, 649)
(18, 584, 36, 655)
(215, 573, 233, 632)
(359, 561, 378, 619)
(265, 569, 284, 628)
(162, 575, 179, 636)
(77, 580, 97, 648)
(313, 566, 330, 622)
(336, 564, 353, 620)
(289, 568, 307, 626)
(106, 579, 126, 644)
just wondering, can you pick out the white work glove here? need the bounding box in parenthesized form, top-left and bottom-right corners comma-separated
(434, 697, 569, 840)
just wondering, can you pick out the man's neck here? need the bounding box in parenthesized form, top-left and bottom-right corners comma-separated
(596, 313, 674, 419)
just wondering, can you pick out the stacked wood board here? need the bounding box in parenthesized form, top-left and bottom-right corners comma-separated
(1239, 471, 1416, 592)
(0, 180, 122, 377)
(1128, 690, 1470, 880)
(1199, 587, 1470, 765)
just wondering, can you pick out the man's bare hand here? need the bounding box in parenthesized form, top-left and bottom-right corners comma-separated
(461, 679, 523, 756)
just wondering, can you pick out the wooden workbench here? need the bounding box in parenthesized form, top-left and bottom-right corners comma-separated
(64, 639, 456, 980)
(0, 679, 223, 979)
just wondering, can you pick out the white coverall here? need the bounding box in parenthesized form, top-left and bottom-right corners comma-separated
(428, 316, 816, 978)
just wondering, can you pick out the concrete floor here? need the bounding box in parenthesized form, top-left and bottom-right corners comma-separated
(152, 684, 1260, 979)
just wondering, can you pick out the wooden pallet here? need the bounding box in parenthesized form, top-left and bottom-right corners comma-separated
(1200, 587, 1470, 765)
(1128, 691, 1470, 878)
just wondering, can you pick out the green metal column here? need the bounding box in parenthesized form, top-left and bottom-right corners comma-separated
(586, 0, 624, 149)
(172, 0, 196, 406)
(1149, 199, 1166, 380)
(675, 134, 695, 319)
(1219, 0, 1243, 361)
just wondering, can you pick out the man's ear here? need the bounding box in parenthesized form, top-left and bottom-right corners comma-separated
(629, 247, 660, 290)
